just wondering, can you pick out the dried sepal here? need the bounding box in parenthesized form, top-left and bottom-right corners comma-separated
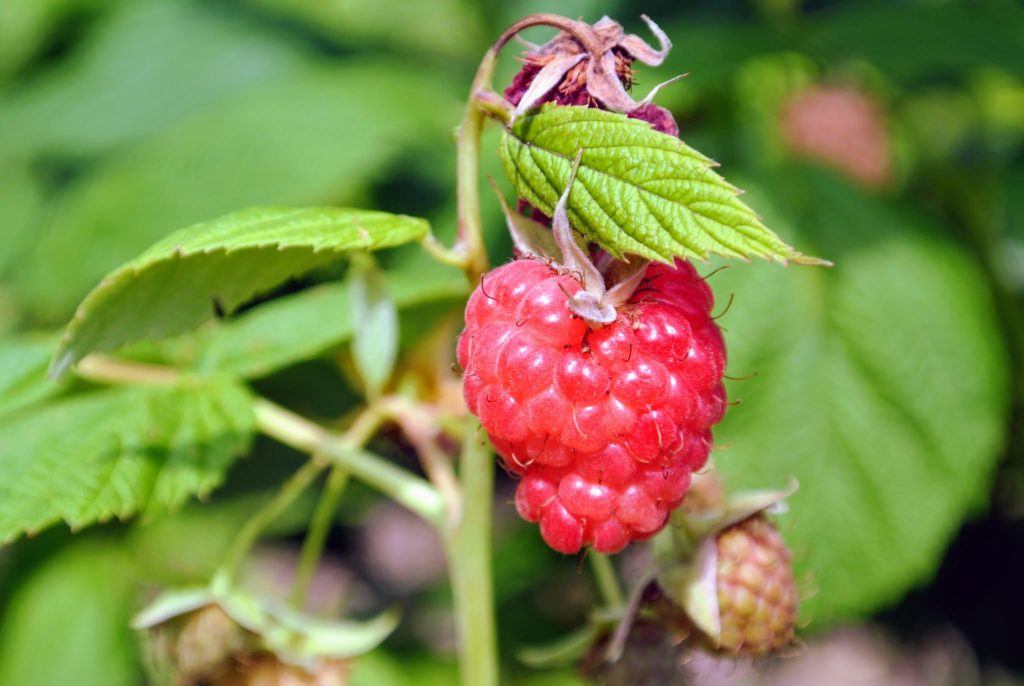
(504, 14, 681, 120)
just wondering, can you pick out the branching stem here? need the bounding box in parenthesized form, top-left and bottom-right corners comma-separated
(289, 465, 350, 608)
(253, 398, 446, 528)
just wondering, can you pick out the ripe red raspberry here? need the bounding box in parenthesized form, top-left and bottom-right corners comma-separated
(458, 258, 726, 554)
(714, 515, 798, 655)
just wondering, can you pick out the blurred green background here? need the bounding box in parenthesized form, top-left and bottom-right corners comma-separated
(0, 0, 1022, 684)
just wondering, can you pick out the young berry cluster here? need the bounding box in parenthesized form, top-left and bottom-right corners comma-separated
(458, 258, 726, 554)
(714, 514, 798, 655)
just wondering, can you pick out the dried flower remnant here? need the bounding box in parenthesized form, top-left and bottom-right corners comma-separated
(504, 15, 681, 135)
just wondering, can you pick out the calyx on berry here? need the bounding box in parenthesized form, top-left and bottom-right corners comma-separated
(498, 151, 650, 326)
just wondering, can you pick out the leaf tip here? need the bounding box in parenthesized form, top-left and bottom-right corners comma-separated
(48, 349, 75, 382)
(788, 254, 833, 267)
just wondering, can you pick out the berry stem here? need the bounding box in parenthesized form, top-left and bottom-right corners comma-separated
(215, 457, 325, 586)
(589, 552, 625, 610)
(444, 425, 499, 686)
(290, 465, 350, 608)
(450, 49, 499, 285)
(290, 400, 394, 606)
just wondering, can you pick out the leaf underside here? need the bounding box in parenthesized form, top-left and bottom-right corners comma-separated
(500, 105, 823, 265)
(52, 206, 429, 377)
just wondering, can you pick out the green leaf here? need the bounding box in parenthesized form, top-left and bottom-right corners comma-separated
(138, 583, 400, 664)
(0, 540, 140, 686)
(0, 166, 45, 280)
(255, 601, 400, 664)
(131, 587, 215, 630)
(500, 105, 820, 265)
(712, 170, 1009, 625)
(808, 2, 1024, 83)
(52, 207, 429, 376)
(191, 261, 465, 380)
(9, 61, 460, 320)
(0, 334, 64, 417)
(0, 377, 254, 543)
(347, 255, 399, 397)
(0, 0, 84, 80)
(243, 0, 486, 59)
(0, 0, 308, 159)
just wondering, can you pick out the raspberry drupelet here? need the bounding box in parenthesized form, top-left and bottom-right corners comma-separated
(458, 257, 726, 554)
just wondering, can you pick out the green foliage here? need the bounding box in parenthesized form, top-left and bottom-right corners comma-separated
(190, 263, 465, 380)
(53, 207, 429, 375)
(0, 1, 308, 160)
(500, 106, 820, 264)
(244, 0, 486, 58)
(0, 167, 44, 282)
(713, 170, 1010, 623)
(347, 255, 399, 397)
(0, 334, 65, 417)
(7, 58, 460, 321)
(0, 378, 254, 543)
(0, 540, 140, 686)
(136, 584, 400, 664)
(0, 0, 1021, 680)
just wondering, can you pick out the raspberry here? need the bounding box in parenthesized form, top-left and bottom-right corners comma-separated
(714, 514, 798, 655)
(458, 258, 726, 554)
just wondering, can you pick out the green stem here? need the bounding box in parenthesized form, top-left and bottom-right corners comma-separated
(289, 466, 350, 608)
(589, 552, 625, 610)
(288, 404, 388, 607)
(254, 398, 446, 528)
(444, 427, 498, 686)
(216, 458, 325, 585)
(451, 48, 498, 285)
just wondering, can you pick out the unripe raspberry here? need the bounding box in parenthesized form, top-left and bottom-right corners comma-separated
(459, 257, 726, 554)
(714, 514, 798, 655)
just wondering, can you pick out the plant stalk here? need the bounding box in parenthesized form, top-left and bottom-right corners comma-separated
(451, 49, 498, 285)
(444, 427, 498, 686)
(216, 458, 325, 585)
(254, 398, 446, 527)
(289, 465, 350, 608)
(589, 552, 625, 610)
